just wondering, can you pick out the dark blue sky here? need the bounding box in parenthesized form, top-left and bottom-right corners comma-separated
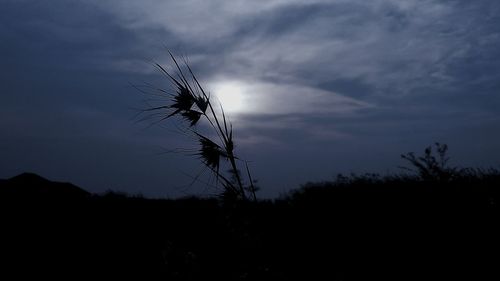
(1, 0, 500, 198)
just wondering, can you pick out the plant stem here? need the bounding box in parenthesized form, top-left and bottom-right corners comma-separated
(186, 63, 247, 199)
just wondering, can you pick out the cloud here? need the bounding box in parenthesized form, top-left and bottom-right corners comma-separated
(82, 0, 500, 106)
(207, 78, 372, 116)
(85, 0, 500, 155)
(88, 0, 332, 41)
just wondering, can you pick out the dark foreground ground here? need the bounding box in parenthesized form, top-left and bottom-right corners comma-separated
(1, 172, 499, 280)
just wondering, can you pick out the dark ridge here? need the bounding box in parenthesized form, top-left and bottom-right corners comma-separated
(0, 170, 499, 280)
(0, 172, 90, 199)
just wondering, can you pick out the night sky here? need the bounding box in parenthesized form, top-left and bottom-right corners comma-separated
(1, 0, 500, 198)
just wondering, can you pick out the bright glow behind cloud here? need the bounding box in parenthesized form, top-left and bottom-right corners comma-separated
(212, 81, 247, 114)
(208, 79, 372, 118)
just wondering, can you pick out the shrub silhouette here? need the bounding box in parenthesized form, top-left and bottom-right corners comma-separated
(139, 52, 257, 201)
(2, 153, 499, 280)
(400, 142, 457, 182)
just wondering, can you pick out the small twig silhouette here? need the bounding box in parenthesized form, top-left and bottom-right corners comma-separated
(400, 142, 457, 182)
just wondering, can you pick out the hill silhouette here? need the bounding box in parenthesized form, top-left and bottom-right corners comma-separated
(0, 172, 90, 199)
(0, 171, 499, 280)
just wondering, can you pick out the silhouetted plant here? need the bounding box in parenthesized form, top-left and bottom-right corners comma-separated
(140, 52, 256, 201)
(221, 167, 259, 203)
(400, 142, 457, 182)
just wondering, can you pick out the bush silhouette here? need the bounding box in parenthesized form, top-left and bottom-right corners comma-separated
(1, 147, 499, 280)
(400, 142, 457, 182)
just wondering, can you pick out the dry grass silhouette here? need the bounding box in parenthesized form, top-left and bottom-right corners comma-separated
(139, 51, 256, 201)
